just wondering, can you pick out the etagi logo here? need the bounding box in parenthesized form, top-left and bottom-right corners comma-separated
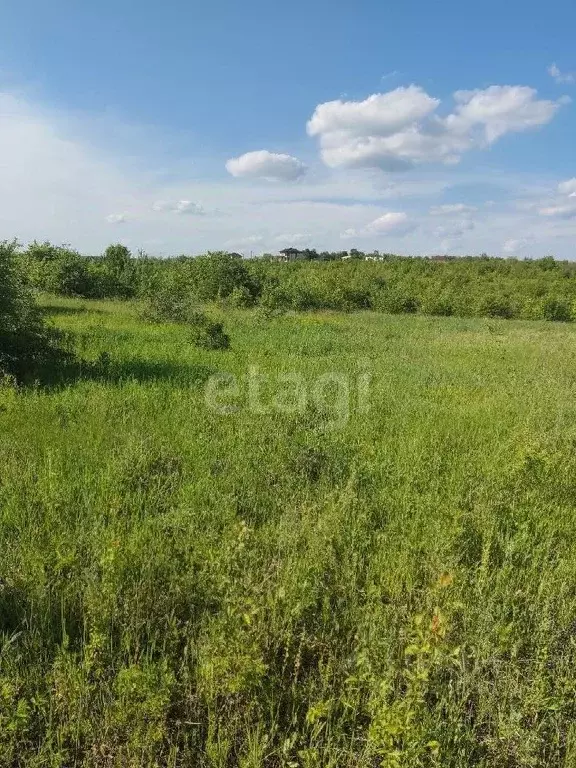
(205, 365, 371, 430)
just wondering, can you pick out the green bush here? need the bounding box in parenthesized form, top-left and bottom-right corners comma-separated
(420, 293, 454, 317)
(225, 285, 257, 308)
(539, 297, 572, 322)
(372, 287, 419, 314)
(0, 241, 72, 382)
(477, 295, 517, 319)
(189, 252, 260, 302)
(188, 311, 230, 350)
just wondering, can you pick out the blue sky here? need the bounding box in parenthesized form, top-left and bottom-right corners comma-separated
(1, 0, 575, 256)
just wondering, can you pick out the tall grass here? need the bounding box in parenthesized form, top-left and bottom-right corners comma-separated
(2, 297, 576, 766)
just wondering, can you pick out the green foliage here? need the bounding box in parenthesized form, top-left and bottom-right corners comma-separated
(226, 284, 257, 308)
(187, 310, 230, 349)
(189, 251, 259, 302)
(18, 242, 576, 324)
(477, 294, 516, 319)
(539, 297, 572, 322)
(0, 241, 72, 382)
(102, 243, 136, 298)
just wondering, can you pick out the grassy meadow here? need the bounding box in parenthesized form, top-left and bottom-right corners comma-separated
(3, 296, 576, 766)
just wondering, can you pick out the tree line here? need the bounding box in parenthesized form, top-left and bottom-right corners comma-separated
(15, 240, 576, 322)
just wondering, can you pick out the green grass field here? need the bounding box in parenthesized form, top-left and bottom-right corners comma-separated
(3, 297, 576, 766)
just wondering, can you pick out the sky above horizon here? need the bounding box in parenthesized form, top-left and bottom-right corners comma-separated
(1, 0, 575, 258)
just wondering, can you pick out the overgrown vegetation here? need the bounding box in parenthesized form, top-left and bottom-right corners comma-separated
(2, 294, 576, 766)
(13, 240, 576, 321)
(3, 240, 576, 764)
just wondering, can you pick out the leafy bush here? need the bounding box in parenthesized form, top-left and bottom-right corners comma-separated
(420, 293, 454, 317)
(188, 311, 230, 350)
(477, 295, 517, 319)
(225, 285, 256, 308)
(189, 252, 260, 302)
(0, 241, 72, 381)
(539, 297, 572, 322)
(372, 288, 419, 314)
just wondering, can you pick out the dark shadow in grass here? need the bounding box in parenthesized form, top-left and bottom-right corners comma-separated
(40, 304, 103, 316)
(30, 353, 219, 390)
(90, 354, 218, 386)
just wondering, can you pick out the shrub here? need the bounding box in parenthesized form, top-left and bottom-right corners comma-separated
(477, 295, 517, 319)
(23, 242, 112, 298)
(188, 311, 230, 350)
(190, 252, 259, 302)
(372, 288, 419, 314)
(539, 297, 572, 322)
(420, 294, 454, 317)
(0, 241, 72, 382)
(259, 286, 293, 313)
(225, 285, 256, 308)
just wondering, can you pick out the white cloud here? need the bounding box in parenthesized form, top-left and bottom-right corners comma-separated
(429, 203, 477, 215)
(447, 86, 566, 143)
(342, 211, 416, 238)
(308, 84, 567, 171)
(275, 232, 313, 245)
(535, 178, 576, 219)
(105, 213, 126, 224)
(548, 63, 575, 85)
(368, 211, 415, 234)
(539, 202, 576, 219)
(558, 178, 576, 197)
(307, 86, 439, 140)
(226, 150, 307, 181)
(503, 237, 531, 253)
(152, 199, 205, 214)
(434, 219, 475, 237)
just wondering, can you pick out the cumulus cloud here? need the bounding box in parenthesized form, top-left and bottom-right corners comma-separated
(105, 213, 126, 224)
(308, 84, 567, 171)
(342, 211, 416, 238)
(447, 86, 566, 142)
(548, 63, 575, 85)
(429, 203, 477, 215)
(308, 86, 439, 140)
(226, 150, 307, 181)
(152, 199, 205, 214)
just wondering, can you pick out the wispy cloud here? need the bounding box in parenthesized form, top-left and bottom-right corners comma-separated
(548, 63, 575, 85)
